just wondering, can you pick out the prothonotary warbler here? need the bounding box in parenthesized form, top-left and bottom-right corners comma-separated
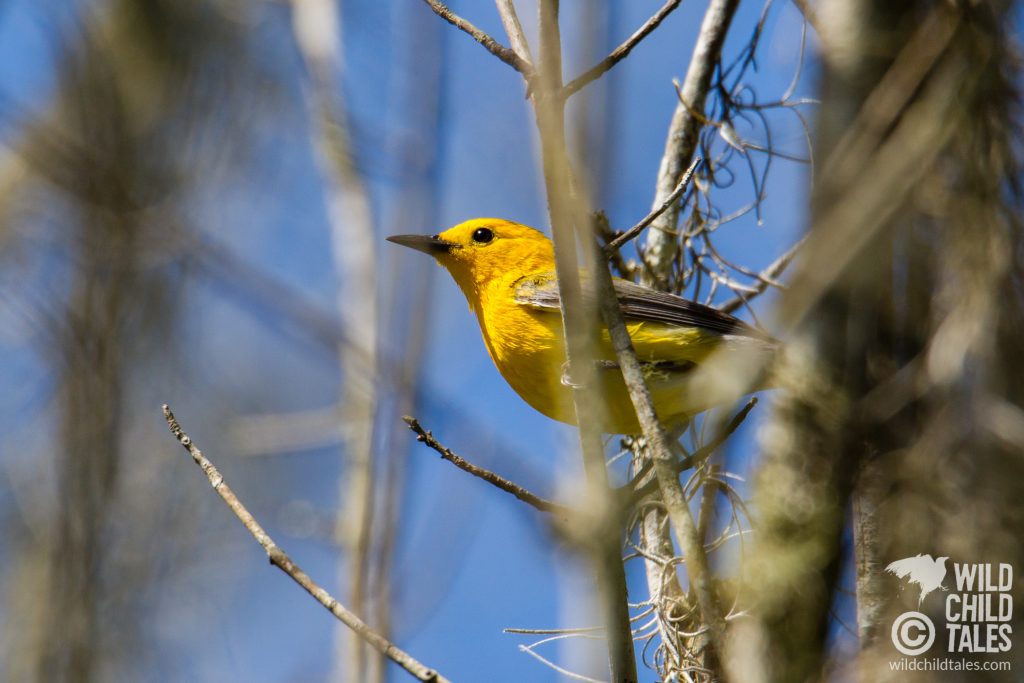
(388, 219, 776, 434)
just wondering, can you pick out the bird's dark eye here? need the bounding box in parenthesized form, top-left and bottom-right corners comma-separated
(471, 227, 494, 244)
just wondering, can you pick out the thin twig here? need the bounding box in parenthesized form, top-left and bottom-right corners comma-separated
(604, 156, 701, 254)
(790, 0, 822, 38)
(517, 644, 606, 683)
(420, 0, 530, 74)
(719, 235, 806, 313)
(494, 0, 532, 67)
(402, 416, 568, 515)
(162, 405, 450, 683)
(564, 0, 683, 98)
(505, 626, 605, 635)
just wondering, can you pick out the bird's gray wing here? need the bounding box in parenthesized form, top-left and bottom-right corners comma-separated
(513, 271, 770, 340)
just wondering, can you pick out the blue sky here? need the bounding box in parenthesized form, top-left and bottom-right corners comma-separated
(0, 1, 821, 681)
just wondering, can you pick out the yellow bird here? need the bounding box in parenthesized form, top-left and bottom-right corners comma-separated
(388, 219, 775, 434)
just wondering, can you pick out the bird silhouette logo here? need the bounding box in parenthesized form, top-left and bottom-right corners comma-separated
(886, 554, 949, 605)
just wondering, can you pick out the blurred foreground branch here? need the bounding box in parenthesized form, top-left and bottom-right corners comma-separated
(288, 1, 382, 679)
(522, 2, 647, 680)
(728, 1, 1024, 680)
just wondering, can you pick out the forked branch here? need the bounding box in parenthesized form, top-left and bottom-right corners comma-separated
(421, 0, 531, 74)
(494, 0, 533, 67)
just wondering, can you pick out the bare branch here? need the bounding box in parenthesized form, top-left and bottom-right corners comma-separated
(402, 416, 568, 515)
(494, 0, 533, 67)
(162, 405, 450, 683)
(642, 0, 741, 284)
(623, 7, 747, 659)
(564, 0, 682, 98)
(420, 0, 531, 74)
(604, 156, 701, 255)
(518, 643, 607, 683)
(589, 252, 728, 667)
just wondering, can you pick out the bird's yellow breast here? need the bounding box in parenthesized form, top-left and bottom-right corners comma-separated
(474, 277, 572, 424)
(470, 272, 725, 432)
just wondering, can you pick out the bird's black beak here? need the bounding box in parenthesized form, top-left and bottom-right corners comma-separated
(386, 233, 455, 256)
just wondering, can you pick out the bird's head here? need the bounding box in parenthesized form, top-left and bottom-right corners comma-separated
(388, 219, 555, 307)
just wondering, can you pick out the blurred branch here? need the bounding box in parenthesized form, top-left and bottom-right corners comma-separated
(531, 2, 638, 680)
(229, 408, 344, 456)
(192, 237, 348, 361)
(726, 3, 999, 679)
(402, 416, 568, 515)
(782, 8, 959, 329)
(563, 0, 682, 98)
(162, 405, 450, 683)
(603, 156, 700, 255)
(420, 0, 531, 74)
(593, 212, 634, 279)
(287, 3, 381, 678)
(642, 0, 740, 285)
(373, 12, 447, 679)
